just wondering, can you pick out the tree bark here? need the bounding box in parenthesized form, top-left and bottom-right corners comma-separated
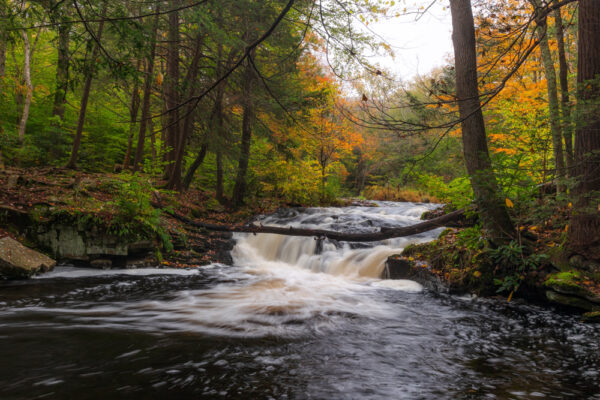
(17, 30, 33, 144)
(0, 3, 7, 88)
(0, 0, 7, 84)
(149, 115, 157, 162)
(449, 0, 514, 243)
(163, 2, 180, 179)
(12, 46, 24, 126)
(52, 23, 70, 120)
(123, 68, 141, 169)
(554, 6, 574, 173)
(0, 34, 5, 82)
(182, 143, 208, 190)
(232, 57, 256, 207)
(162, 205, 466, 242)
(569, 0, 600, 259)
(133, 6, 159, 172)
(216, 149, 225, 203)
(184, 44, 228, 191)
(65, 16, 105, 169)
(532, 3, 565, 191)
(167, 31, 204, 191)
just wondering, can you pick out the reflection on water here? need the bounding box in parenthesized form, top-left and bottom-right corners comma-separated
(1, 202, 599, 399)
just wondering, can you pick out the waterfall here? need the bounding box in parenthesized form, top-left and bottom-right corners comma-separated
(232, 202, 443, 279)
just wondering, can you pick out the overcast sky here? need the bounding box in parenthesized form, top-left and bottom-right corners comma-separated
(365, 0, 454, 80)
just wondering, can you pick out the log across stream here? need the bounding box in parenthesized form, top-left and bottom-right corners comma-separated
(165, 205, 465, 242)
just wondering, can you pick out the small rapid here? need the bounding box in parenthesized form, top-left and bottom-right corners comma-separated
(1, 202, 599, 399)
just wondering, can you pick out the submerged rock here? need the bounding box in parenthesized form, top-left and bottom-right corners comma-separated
(384, 255, 448, 293)
(0, 236, 56, 279)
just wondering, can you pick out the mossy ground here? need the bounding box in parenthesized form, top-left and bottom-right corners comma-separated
(403, 222, 600, 315)
(0, 167, 287, 267)
(401, 229, 498, 295)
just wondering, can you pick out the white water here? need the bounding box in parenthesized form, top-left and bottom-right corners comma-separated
(233, 201, 442, 279)
(29, 202, 444, 337)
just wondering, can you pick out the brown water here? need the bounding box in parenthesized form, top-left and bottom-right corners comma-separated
(1, 202, 599, 399)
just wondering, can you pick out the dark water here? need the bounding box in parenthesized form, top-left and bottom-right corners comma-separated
(1, 203, 599, 399)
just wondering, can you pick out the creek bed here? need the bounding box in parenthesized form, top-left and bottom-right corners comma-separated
(1, 202, 599, 399)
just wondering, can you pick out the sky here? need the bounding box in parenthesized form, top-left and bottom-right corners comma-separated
(363, 0, 454, 80)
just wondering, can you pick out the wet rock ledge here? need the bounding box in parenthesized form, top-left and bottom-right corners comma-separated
(0, 204, 235, 278)
(0, 236, 56, 279)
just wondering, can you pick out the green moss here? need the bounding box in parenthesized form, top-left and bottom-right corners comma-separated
(544, 271, 583, 291)
(438, 228, 454, 239)
(544, 271, 600, 304)
(401, 241, 435, 258)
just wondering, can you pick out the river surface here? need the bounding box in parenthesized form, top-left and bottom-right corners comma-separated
(1, 202, 599, 399)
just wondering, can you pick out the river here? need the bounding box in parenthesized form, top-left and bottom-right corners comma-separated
(1, 202, 599, 399)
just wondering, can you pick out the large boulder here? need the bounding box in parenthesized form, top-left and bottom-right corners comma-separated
(0, 236, 56, 279)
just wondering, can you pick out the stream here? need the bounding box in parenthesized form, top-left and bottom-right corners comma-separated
(1, 202, 599, 399)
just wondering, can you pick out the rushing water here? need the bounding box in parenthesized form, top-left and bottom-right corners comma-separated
(1, 202, 599, 399)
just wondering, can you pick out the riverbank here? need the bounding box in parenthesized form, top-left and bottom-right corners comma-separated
(2, 167, 599, 322)
(0, 167, 278, 274)
(0, 167, 362, 276)
(386, 205, 600, 322)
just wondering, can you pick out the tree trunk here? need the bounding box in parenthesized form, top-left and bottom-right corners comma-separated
(12, 46, 24, 126)
(569, 0, 600, 260)
(123, 69, 141, 169)
(449, 0, 514, 243)
(0, 0, 6, 87)
(133, 5, 159, 172)
(553, 7, 574, 174)
(162, 205, 467, 243)
(65, 17, 105, 169)
(167, 31, 204, 191)
(52, 23, 70, 120)
(182, 143, 208, 190)
(232, 58, 256, 207)
(532, 4, 565, 191)
(149, 115, 157, 163)
(163, 2, 180, 180)
(0, 22, 6, 88)
(216, 149, 225, 203)
(17, 30, 33, 144)
(0, 36, 5, 82)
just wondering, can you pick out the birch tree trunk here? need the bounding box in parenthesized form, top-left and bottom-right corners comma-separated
(17, 30, 33, 144)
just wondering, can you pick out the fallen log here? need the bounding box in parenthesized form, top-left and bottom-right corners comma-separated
(162, 207, 465, 243)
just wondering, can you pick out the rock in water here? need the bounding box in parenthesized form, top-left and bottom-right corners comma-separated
(0, 236, 56, 279)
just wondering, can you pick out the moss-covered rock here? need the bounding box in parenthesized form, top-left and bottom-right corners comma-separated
(544, 271, 600, 303)
(582, 311, 600, 323)
(397, 230, 497, 295)
(546, 290, 598, 311)
(543, 271, 600, 311)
